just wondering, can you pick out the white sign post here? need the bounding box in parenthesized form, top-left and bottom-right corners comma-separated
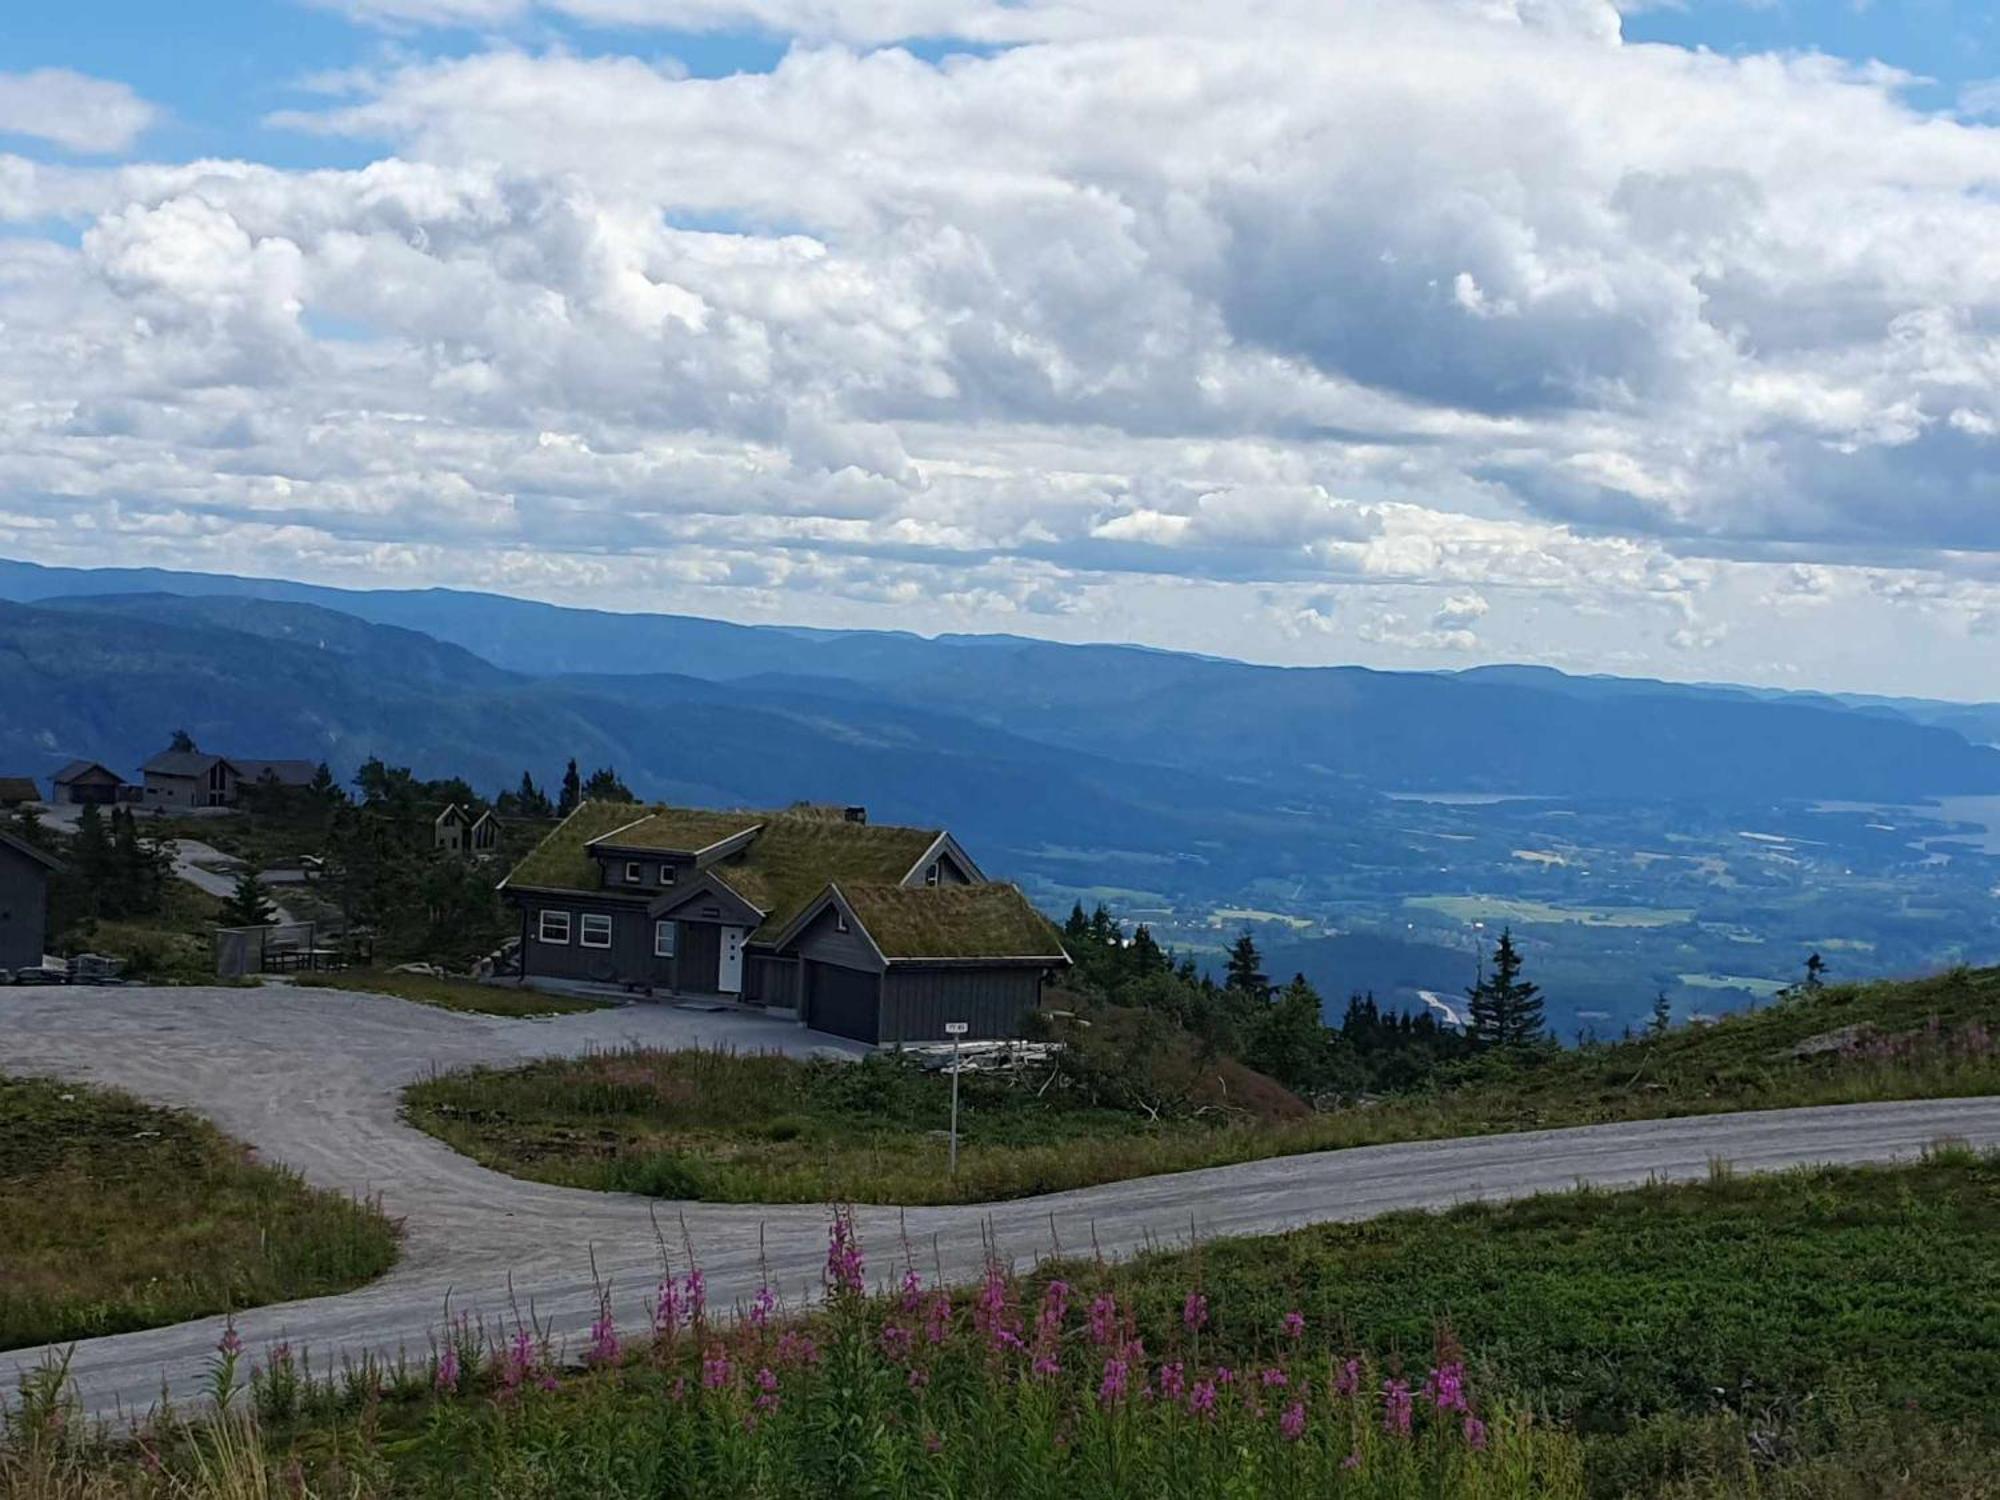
(944, 1021, 969, 1175)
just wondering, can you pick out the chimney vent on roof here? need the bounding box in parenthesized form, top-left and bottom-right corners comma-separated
(843, 805, 868, 825)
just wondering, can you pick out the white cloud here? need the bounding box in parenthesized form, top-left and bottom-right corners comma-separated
(0, 69, 158, 154)
(3, 0, 2000, 694)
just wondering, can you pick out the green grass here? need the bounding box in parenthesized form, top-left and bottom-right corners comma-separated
(294, 968, 613, 1017)
(404, 967, 2000, 1205)
(58, 879, 224, 984)
(0, 1076, 399, 1351)
(1405, 894, 1696, 927)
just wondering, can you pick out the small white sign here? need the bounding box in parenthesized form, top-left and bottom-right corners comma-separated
(944, 1021, 969, 1036)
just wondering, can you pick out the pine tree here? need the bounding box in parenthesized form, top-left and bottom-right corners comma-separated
(220, 872, 277, 928)
(581, 765, 634, 802)
(1063, 902, 1090, 944)
(169, 728, 196, 753)
(558, 759, 583, 816)
(1467, 929, 1544, 1047)
(71, 803, 113, 918)
(1648, 990, 1673, 1036)
(1223, 930, 1270, 1001)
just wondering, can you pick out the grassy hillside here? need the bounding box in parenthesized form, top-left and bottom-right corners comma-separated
(404, 966, 2000, 1205)
(0, 1076, 398, 1351)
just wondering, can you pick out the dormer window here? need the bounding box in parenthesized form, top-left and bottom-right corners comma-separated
(625, 861, 642, 884)
(659, 865, 676, 886)
(925, 862, 940, 887)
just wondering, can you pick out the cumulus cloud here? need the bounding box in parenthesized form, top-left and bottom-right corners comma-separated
(0, 69, 158, 154)
(3, 0, 2000, 693)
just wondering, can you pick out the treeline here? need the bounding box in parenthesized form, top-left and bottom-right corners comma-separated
(1056, 903, 1551, 1101)
(7, 803, 172, 936)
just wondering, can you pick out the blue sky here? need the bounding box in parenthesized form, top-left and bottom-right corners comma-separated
(2, 0, 1999, 696)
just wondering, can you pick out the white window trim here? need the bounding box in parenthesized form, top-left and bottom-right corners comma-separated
(835, 909, 850, 934)
(925, 861, 940, 887)
(654, 920, 677, 958)
(580, 913, 614, 949)
(538, 909, 572, 945)
(659, 864, 677, 885)
(624, 861, 642, 884)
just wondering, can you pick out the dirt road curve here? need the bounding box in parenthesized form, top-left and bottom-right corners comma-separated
(4, 984, 1996, 1420)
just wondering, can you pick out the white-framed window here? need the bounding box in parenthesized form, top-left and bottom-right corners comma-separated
(654, 920, 677, 958)
(580, 913, 614, 949)
(538, 909, 572, 944)
(925, 861, 940, 887)
(659, 864, 677, 886)
(625, 861, 642, 884)
(835, 909, 850, 934)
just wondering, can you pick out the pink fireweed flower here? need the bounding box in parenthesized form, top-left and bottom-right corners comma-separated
(1098, 1357, 1130, 1406)
(1186, 1379, 1218, 1418)
(775, 1330, 821, 1367)
(1423, 1360, 1468, 1414)
(753, 1366, 780, 1415)
(1088, 1291, 1118, 1346)
(586, 1310, 620, 1368)
(1463, 1415, 1489, 1451)
(747, 1285, 776, 1331)
(1383, 1378, 1414, 1438)
(434, 1344, 460, 1394)
(1038, 1279, 1070, 1335)
(682, 1268, 707, 1325)
(1032, 1351, 1062, 1380)
(1215, 1365, 1235, 1386)
(825, 1210, 866, 1296)
(1260, 1367, 1289, 1388)
(1279, 1400, 1307, 1442)
(907, 1366, 930, 1390)
(1333, 1358, 1360, 1397)
(1182, 1291, 1208, 1333)
(1158, 1362, 1186, 1399)
(652, 1277, 684, 1339)
(1342, 1453, 1362, 1471)
(217, 1325, 244, 1359)
(924, 1290, 952, 1344)
(1281, 1310, 1305, 1341)
(899, 1266, 924, 1312)
(668, 1376, 687, 1403)
(701, 1346, 733, 1391)
(879, 1324, 914, 1362)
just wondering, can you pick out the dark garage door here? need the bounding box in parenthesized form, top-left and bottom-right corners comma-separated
(806, 961, 880, 1043)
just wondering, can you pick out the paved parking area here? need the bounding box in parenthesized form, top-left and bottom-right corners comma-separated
(4, 983, 1996, 1420)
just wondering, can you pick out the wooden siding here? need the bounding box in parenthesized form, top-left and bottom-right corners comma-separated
(519, 895, 651, 986)
(677, 921, 723, 993)
(804, 960, 882, 1043)
(0, 841, 51, 972)
(790, 904, 886, 971)
(880, 966, 1042, 1044)
(744, 952, 800, 1009)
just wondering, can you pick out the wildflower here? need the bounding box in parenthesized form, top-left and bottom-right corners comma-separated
(899, 1265, 924, 1312)
(1038, 1279, 1070, 1335)
(434, 1344, 460, 1395)
(1261, 1367, 1289, 1388)
(825, 1210, 866, 1296)
(907, 1367, 931, 1390)
(1215, 1365, 1235, 1386)
(1423, 1360, 1468, 1414)
(1342, 1452, 1362, 1471)
(217, 1325, 244, 1359)
(879, 1323, 914, 1362)
(668, 1376, 687, 1403)
(586, 1309, 620, 1368)
(747, 1284, 776, 1331)
(1182, 1291, 1208, 1333)
(1032, 1351, 1062, 1380)
(1279, 1400, 1307, 1442)
(1098, 1357, 1130, 1406)
(924, 1291, 952, 1344)
(775, 1330, 821, 1367)
(683, 1267, 707, 1325)
(1186, 1379, 1218, 1418)
(702, 1346, 733, 1390)
(1281, 1310, 1305, 1341)
(924, 1431, 944, 1455)
(1333, 1358, 1360, 1397)
(753, 1366, 780, 1415)
(1088, 1291, 1118, 1345)
(652, 1276, 684, 1339)
(1158, 1362, 1186, 1399)
(1463, 1415, 1489, 1451)
(1383, 1378, 1413, 1438)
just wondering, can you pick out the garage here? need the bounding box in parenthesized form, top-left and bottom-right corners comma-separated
(804, 960, 882, 1043)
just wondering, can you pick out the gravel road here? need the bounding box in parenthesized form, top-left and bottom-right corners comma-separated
(3, 983, 1995, 1421)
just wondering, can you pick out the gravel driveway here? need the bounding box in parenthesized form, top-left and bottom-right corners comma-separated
(3, 983, 1996, 1420)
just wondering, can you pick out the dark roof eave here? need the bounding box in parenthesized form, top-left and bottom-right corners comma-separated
(498, 882, 653, 905)
(883, 953, 1072, 967)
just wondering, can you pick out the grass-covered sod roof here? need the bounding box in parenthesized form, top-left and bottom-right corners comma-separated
(588, 808, 764, 855)
(839, 882, 1069, 960)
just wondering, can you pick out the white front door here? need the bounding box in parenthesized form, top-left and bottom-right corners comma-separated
(718, 926, 746, 994)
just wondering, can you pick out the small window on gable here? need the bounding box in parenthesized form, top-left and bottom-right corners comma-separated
(538, 909, 572, 944)
(659, 864, 676, 886)
(580, 913, 613, 949)
(834, 908, 850, 935)
(655, 920, 676, 958)
(625, 861, 642, 884)
(925, 862, 940, 887)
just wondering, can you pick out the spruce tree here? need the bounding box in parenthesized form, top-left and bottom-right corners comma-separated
(1223, 930, 1270, 1001)
(220, 872, 277, 928)
(558, 759, 583, 816)
(1467, 928, 1544, 1047)
(1648, 990, 1672, 1036)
